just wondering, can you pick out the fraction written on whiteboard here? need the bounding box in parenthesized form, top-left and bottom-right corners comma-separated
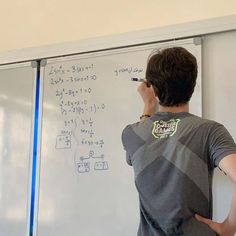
(55, 135, 71, 149)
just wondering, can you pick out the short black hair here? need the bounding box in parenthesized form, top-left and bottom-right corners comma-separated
(145, 47, 198, 106)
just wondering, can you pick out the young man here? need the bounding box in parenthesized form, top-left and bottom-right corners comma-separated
(122, 47, 236, 236)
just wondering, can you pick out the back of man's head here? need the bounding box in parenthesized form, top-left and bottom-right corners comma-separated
(146, 47, 198, 107)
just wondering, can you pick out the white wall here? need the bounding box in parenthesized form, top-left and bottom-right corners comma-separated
(1, 0, 236, 52)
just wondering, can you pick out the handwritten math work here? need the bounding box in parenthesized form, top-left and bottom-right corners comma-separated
(46, 58, 145, 175)
(47, 63, 109, 174)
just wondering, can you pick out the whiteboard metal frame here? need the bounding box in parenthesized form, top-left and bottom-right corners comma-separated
(32, 65, 44, 236)
(44, 38, 199, 63)
(0, 14, 235, 65)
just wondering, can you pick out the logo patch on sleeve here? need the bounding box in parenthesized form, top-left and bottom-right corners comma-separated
(152, 119, 180, 139)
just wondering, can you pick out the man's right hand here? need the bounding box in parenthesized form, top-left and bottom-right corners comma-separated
(137, 82, 157, 117)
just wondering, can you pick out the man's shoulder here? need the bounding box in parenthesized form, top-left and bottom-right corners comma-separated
(121, 119, 152, 146)
(123, 118, 151, 131)
(180, 113, 220, 129)
(122, 121, 144, 139)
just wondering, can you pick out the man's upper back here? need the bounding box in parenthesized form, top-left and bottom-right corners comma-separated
(122, 112, 236, 235)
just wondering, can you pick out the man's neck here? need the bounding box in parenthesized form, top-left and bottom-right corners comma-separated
(158, 103, 189, 113)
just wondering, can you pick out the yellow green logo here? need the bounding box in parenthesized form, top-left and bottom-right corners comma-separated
(152, 119, 180, 139)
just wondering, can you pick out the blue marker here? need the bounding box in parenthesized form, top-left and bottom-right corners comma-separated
(131, 78, 146, 82)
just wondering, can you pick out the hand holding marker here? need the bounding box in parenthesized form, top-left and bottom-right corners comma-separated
(131, 77, 157, 117)
(131, 78, 151, 87)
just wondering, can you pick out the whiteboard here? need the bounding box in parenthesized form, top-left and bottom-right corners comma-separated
(35, 39, 202, 236)
(0, 62, 36, 236)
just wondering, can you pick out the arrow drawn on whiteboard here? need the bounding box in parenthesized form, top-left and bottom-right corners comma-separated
(55, 135, 71, 149)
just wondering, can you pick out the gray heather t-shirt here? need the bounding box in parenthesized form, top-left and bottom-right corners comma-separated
(121, 112, 236, 236)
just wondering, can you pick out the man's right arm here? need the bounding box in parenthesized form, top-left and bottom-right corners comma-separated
(137, 82, 157, 121)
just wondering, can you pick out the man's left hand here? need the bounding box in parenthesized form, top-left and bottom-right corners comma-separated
(195, 214, 235, 236)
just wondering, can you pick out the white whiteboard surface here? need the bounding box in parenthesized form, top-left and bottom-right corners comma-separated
(0, 62, 36, 236)
(35, 39, 201, 236)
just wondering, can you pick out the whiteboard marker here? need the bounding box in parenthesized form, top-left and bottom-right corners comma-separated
(131, 78, 146, 82)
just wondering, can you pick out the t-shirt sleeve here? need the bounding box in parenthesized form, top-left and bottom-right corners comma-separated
(121, 125, 133, 166)
(125, 152, 132, 166)
(208, 122, 236, 168)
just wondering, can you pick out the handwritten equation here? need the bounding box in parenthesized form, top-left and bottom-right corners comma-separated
(48, 64, 94, 76)
(50, 75, 97, 85)
(76, 161, 109, 174)
(60, 101, 105, 116)
(64, 117, 94, 128)
(56, 88, 92, 100)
